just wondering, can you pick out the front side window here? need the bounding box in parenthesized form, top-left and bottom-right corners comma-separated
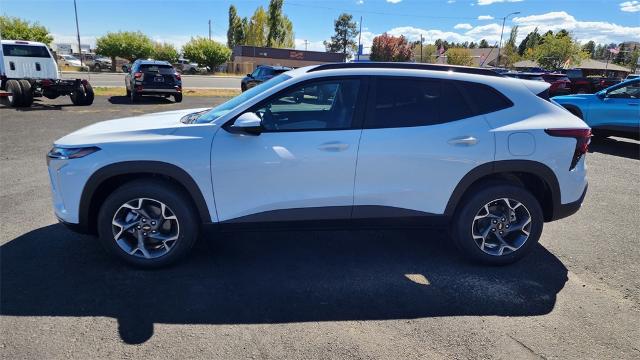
(256, 79, 361, 131)
(607, 81, 640, 99)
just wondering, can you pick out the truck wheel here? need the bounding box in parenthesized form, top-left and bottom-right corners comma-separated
(83, 83, 95, 106)
(174, 93, 183, 103)
(70, 84, 86, 105)
(5, 80, 23, 107)
(18, 80, 34, 107)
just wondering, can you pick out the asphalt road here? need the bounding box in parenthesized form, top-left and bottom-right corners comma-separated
(61, 71, 242, 89)
(1, 96, 639, 359)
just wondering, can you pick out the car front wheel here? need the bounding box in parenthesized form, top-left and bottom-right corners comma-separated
(451, 183, 543, 265)
(97, 179, 199, 268)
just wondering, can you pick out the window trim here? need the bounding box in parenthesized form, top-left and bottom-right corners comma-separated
(224, 75, 370, 133)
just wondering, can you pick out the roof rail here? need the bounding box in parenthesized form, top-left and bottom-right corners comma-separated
(307, 62, 503, 77)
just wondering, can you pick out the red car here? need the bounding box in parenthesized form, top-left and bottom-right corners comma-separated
(542, 73, 572, 96)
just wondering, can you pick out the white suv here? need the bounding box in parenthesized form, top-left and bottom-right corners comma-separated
(47, 63, 590, 268)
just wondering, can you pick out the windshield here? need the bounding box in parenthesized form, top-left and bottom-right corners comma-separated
(139, 64, 175, 74)
(194, 74, 291, 124)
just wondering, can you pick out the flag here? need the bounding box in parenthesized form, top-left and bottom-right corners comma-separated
(609, 47, 620, 55)
(437, 46, 445, 56)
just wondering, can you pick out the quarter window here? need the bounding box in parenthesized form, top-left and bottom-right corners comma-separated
(255, 79, 361, 131)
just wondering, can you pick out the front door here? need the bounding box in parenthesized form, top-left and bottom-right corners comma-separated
(211, 77, 365, 222)
(589, 80, 640, 131)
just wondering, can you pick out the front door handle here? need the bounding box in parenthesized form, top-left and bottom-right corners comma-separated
(448, 136, 478, 146)
(318, 141, 349, 152)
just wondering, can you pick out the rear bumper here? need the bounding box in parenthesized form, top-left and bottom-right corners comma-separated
(136, 88, 181, 95)
(551, 183, 587, 221)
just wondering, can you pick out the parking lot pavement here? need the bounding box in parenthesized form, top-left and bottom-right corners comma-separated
(61, 71, 242, 89)
(1, 96, 639, 359)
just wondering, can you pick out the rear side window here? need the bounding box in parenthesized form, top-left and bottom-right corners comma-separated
(367, 78, 476, 128)
(2, 44, 51, 58)
(457, 81, 513, 115)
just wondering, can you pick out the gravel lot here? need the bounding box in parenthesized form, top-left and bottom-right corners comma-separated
(1, 96, 639, 359)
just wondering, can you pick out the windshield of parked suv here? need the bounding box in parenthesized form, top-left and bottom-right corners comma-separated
(3, 44, 51, 58)
(192, 74, 291, 124)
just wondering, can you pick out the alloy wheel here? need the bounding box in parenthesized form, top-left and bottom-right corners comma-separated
(111, 198, 180, 259)
(471, 198, 532, 256)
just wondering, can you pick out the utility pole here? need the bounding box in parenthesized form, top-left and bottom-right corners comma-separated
(357, 16, 363, 61)
(304, 40, 309, 51)
(496, 11, 519, 68)
(420, 34, 424, 63)
(208, 20, 212, 40)
(73, 0, 83, 66)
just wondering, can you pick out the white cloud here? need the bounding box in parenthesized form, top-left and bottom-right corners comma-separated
(454, 23, 473, 30)
(386, 0, 402, 3)
(386, 26, 474, 44)
(52, 34, 97, 48)
(477, 0, 523, 5)
(513, 11, 640, 44)
(356, 0, 364, 4)
(464, 23, 504, 43)
(478, 15, 494, 20)
(620, 1, 640, 12)
(447, 0, 456, 3)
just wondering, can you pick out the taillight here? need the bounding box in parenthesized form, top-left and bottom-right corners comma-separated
(175, 73, 181, 80)
(545, 128, 592, 170)
(134, 72, 142, 79)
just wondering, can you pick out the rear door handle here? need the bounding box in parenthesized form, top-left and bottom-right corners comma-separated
(448, 136, 478, 146)
(318, 141, 349, 152)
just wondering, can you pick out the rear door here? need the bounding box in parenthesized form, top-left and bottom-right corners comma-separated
(353, 77, 495, 217)
(140, 64, 176, 89)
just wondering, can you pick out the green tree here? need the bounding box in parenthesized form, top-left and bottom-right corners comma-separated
(501, 25, 519, 67)
(323, 13, 359, 59)
(614, 43, 627, 64)
(582, 40, 596, 58)
(245, 6, 268, 46)
(479, 39, 489, 48)
(182, 37, 231, 71)
(95, 31, 154, 71)
(266, 0, 285, 47)
(414, 43, 437, 63)
(152, 42, 178, 63)
(227, 5, 243, 48)
(370, 33, 412, 62)
(446, 48, 474, 66)
(528, 32, 586, 70)
(0, 16, 53, 44)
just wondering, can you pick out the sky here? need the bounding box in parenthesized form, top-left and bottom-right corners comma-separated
(1, 0, 639, 53)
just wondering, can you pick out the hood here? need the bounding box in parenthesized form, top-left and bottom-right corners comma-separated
(552, 93, 597, 103)
(55, 107, 210, 147)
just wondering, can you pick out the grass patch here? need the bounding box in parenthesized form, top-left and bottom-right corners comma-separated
(92, 87, 240, 97)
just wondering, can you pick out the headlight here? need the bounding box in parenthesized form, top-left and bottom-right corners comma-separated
(47, 146, 101, 161)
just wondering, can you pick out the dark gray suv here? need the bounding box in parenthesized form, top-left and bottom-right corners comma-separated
(124, 60, 182, 103)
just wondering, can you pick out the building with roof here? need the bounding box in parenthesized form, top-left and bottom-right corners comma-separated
(513, 58, 631, 78)
(229, 46, 346, 74)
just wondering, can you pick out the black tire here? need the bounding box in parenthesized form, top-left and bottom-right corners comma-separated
(83, 83, 94, 105)
(173, 93, 183, 103)
(70, 83, 86, 105)
(5, 79, 23, 107)
(97, 179, 200, 268)
(18, 80, 34, 107)
(450, 182, 544, 265)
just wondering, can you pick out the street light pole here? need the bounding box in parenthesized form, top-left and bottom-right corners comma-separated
(357, 16, 363, 62)
(73, 0, 83, 66)
(496, 11, 520, 67)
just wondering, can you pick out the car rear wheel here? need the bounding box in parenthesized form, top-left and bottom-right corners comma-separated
(97, 179, 199, 268)
(450, 183, 543, 265)
(174, 93, 183, 103)
(130, 90, 139, 103)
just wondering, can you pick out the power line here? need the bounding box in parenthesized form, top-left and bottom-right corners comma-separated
(287, 1, 481, 21)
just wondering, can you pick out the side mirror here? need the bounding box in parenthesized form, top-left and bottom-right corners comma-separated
(229, 112, 263, 135)
(247, 73, 253, 78)
(596, 91, 606, 99)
